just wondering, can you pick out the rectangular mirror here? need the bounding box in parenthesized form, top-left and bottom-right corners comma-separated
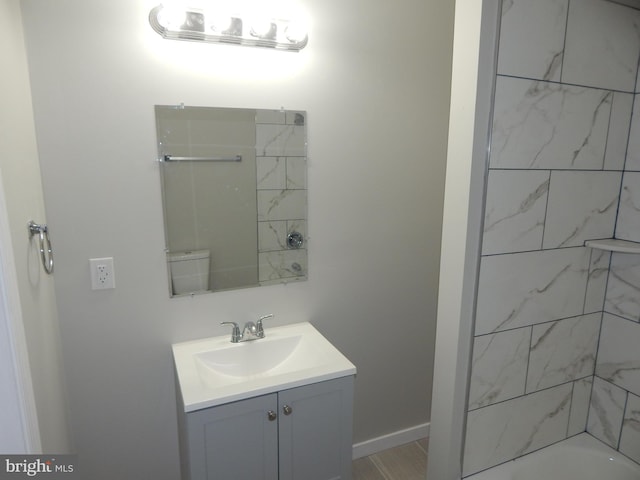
(155, 105, 307, 296)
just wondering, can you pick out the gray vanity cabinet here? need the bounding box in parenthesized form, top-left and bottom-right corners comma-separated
(183, 393, 279, 479)
(277, 376, 354, 480)
(181, 376, 354, 480)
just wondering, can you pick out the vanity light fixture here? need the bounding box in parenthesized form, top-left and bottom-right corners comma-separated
(149, 4, 308, 51)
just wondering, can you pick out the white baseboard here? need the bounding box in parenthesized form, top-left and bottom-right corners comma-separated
(352, 423, 430, 459)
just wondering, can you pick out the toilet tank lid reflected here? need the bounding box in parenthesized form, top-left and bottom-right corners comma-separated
(167, 250, 210, 262)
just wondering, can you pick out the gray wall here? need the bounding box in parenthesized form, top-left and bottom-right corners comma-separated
(0, 0, 71, 454)
(463, 0, 640, 476)
(19, 0, 454, 478)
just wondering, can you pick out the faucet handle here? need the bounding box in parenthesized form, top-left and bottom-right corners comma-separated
(221, 321, 241, 343)
(256, 314, 274, 337)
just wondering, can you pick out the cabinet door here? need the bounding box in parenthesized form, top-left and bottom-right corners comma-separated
(186, 393, 278, 480)
(278, 376, 354, 480)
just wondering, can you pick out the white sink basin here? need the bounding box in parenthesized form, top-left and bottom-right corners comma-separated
(195, 334, 304, 377)
(173, 322, 356, 412)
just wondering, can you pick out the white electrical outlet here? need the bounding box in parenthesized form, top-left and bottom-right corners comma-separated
(90, 257, 115, 290)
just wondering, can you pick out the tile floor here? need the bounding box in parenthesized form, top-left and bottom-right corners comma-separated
(352, 438, 428, 480)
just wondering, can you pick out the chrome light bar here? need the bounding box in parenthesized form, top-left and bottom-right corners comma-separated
(149, 4, 308, 51)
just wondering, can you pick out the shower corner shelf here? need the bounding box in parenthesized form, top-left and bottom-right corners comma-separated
(584, 238, 640, 254)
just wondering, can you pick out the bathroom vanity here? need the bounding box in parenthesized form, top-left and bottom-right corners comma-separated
(172, 322, 356, 480)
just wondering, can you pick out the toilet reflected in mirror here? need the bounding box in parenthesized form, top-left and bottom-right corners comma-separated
(167, 250, 210, 295)
(155, 105, 308, 296)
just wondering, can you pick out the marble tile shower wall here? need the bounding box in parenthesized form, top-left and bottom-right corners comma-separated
(462, 0, 640, 476)
(255, 110, 308, 284)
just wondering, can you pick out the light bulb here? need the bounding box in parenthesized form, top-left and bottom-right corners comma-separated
(250, 19, 277, 39)
(284, 22, 307, 44)
(157, 5, 187, 29)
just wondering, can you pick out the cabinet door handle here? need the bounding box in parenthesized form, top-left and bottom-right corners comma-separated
(283, 405, 293, 416)
(267, 410, 277, 421)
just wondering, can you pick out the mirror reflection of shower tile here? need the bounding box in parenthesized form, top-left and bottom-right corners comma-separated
(255, 110, 286, 125)
(285, 111, 305, 125)
(257, 157, 286, 189)
(258, 249, 307, 283)
(258, 221, 287, 252)
(257, 190, 307, 222)
(256, 124, 306, 157)
(286, 157, 307, 189)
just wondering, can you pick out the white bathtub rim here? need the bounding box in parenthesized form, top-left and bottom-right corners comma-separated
(465, 433, 640, 479)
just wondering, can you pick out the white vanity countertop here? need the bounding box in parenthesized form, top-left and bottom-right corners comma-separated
(173, 322, 357, 412)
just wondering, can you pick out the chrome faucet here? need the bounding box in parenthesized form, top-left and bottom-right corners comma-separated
(221, 314, 274, 343)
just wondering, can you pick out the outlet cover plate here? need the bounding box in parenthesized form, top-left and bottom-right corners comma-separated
(90, 257, 115, 290)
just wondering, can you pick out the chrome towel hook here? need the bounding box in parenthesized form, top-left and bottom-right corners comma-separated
(28, 220, 54, 275)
